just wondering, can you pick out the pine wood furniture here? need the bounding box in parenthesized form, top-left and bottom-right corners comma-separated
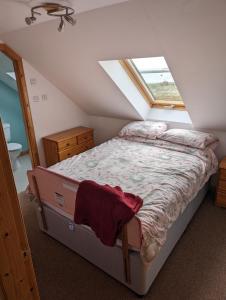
(215, 157, 226, 207)
(0, 121, 40, 300)
(43, 127, 94, 167)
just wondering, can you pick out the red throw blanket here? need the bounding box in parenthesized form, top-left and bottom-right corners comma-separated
(74, 180, 143, 246)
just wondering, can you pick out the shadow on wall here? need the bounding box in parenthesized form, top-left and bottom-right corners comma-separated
(0, 80, 28, 151)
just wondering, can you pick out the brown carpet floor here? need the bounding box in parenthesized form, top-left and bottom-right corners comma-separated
(20, 193, 226, 300)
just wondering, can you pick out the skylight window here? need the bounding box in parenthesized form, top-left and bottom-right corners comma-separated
(120, 57, 184, 109)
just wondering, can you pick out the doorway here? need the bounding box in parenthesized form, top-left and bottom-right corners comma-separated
(0, 51, 31, 192)
(0, 44, 40, 299)
(0, 44, 39, 193)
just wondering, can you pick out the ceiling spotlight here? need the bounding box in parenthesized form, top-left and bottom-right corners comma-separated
(25, 14, 37, 25)
(25, 17, 32, 25)
(64, 15, 76, 26)
(30, 16, 36, 22)
(58, 17, 65, 32)
(24, 2, 76, 32)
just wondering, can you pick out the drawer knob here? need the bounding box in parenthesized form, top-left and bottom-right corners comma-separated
(66, 143, 70, 146)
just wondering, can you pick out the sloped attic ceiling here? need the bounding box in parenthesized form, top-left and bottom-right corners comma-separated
(0, 0, 130, 34)
(1, 0, 226, 128)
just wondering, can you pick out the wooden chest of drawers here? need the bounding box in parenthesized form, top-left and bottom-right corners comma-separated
(43, 127, 94, 167)
(215, 157, 226, 207)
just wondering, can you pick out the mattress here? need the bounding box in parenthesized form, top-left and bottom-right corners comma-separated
(45, 137, 218, 262)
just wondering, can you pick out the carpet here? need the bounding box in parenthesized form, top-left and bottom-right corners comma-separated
(20, 193, 226, 300)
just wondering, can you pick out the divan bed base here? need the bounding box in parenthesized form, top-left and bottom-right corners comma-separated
(34, 183, 209, 295)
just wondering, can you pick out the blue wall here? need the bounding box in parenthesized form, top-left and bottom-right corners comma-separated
(0, 81, 28, 151)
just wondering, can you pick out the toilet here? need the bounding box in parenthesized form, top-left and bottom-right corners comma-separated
(3, 123, 22, 171)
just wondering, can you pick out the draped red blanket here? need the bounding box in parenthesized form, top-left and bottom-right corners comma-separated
(74, 180, 143, 247)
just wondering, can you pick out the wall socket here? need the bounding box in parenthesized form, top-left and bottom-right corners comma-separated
(32, 95, 40, 102)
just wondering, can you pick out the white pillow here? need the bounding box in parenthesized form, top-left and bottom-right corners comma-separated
(118, 121, 167, 139)
(158, 129, 219, 149)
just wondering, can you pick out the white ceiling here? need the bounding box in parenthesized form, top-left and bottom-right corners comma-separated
(1, 0, 226, 129)
(0, 0, 130, 35)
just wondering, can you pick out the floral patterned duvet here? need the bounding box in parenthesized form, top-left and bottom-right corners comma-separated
(49, 137, 218, 262)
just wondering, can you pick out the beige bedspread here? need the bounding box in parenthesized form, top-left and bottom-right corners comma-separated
(49, 137, 218, 262)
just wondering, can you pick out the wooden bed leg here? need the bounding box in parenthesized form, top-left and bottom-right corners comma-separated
(32, 175, 48, 231)
(122, 224, 131, 284)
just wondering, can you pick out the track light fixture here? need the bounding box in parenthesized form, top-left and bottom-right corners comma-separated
(25, 2, 76, 32)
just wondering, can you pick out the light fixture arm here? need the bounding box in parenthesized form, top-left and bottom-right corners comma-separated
(25, 3, 76, 32)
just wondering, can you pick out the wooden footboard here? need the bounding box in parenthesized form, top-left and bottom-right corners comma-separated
(27, 166, 142, 283)
(28, 167, 80, 217)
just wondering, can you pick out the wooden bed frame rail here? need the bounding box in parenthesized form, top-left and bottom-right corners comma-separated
(122, 225, 131, 283)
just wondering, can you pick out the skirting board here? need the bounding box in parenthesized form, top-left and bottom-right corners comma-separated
(35, 183, 209, 295)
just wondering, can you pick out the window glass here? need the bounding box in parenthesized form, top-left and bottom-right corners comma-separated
(131, 57, 183, 103)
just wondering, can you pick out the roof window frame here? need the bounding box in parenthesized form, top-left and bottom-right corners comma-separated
(119, 59, 185, 110)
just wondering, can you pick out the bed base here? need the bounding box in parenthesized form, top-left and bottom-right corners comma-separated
(30, 171, 131, 284)
(33, 182, 209, 295)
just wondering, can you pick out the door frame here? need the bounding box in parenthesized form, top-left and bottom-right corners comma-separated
(0, 120, 40, 299)
(0, 43, 40, 167)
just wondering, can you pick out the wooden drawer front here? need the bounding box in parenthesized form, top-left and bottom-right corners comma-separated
(220, 169, 226, 181)
(77, 140, 94, 153)
(216, 192, 226, 207)
(58, 137, 77, 151)
(218, 180, 226, 192)
(77, 132, 93, 145)
(58, 147, 80, 161)
(58, 141, 94, 161)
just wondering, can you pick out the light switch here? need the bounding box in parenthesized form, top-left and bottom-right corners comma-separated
(30, 78, 37, 85)
(42, 94, 48, 101)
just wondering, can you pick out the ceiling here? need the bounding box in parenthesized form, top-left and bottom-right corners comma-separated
(0, 0, 130, 35)
(1, 0, 226, 129)
(0, 52, 17, 91)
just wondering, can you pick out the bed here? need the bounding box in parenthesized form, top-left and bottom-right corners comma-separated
(27, 125, 218, 295)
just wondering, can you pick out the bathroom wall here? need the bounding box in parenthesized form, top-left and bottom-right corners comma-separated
(0, 80, 28, 151)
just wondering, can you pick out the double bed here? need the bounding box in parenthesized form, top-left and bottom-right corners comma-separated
(28, 124, 218, 295)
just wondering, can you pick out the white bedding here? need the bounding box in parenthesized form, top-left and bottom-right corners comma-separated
(49, 137, 218, 262)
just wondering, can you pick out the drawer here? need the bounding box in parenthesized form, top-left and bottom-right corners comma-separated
(216, 192, 226, 207)
(58, 141, 94, 161)
(58, 137, 77, 151)
(58, 146, 80, 161)
(77, 131, 93, 145)
(77, 140, 94, 153)
(220, 169, 226, 181)
(218, 180, 226, 192)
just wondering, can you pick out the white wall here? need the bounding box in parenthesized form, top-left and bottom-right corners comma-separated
(23, 60, 89, 165)
(99, 60, 149, 120)
(89, 115, 129, 145)
(147, 108, 192, 125)
(22, 57, 226, 162)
